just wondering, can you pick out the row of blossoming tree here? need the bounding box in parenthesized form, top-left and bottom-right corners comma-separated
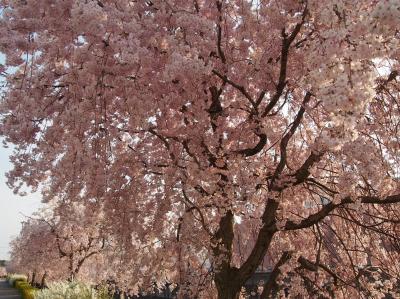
(1, 0, 400, 298)
(7, 202, 111, 286)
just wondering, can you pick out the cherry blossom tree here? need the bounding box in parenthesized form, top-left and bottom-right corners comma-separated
(1, 0, 400, 298)
(0, 266, 6, 277)
(8, 203, 109, 286)
(8, 218, 59, 286)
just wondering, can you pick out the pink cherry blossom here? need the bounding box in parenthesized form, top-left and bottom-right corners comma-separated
(2, 1, 400, 298)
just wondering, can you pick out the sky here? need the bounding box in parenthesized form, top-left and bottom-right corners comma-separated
(0, 143, 42, 260)
(0, 52, 43, 260)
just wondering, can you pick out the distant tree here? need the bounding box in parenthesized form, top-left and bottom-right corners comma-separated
(1, 1, 400, 298)
(8, 203, 109, 285)
(8, 218, 62, 285)
(0, 266, 6, 277)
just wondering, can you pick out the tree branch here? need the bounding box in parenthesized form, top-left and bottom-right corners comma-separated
(237, 198, 279, 284)
(271, 92, 312, 186)
(261, 5, 308, 116)
(285, 194, 400, 231)
(236, 133, 267, 157)
(261, 251, 292, 298)
(215, 1, 226, 64)
(212, 70, 255, 107)
(297, 256, 341, 285)
(292, 151, 324, 185)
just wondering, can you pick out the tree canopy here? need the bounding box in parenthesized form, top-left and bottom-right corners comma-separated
(1, 0, 400, 298)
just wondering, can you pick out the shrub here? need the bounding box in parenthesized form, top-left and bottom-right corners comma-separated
(14, 280, 28, 289)
(13, 280, 38, 299)
(96, 284, 114, 299)
(34, 281, 112, 299)
(21, 287, 37, 299)
(7, 273, 27, 287)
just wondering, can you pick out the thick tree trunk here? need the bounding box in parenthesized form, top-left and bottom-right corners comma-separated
(212, 210, 241, 299)
(68, 253, 75, 281)
(212, 199, 280, 299)
(30, 271, 36, 285)
(40, 272, 47, 288)
(215, 272, 241, 299)
(216, 286, 241, 299)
